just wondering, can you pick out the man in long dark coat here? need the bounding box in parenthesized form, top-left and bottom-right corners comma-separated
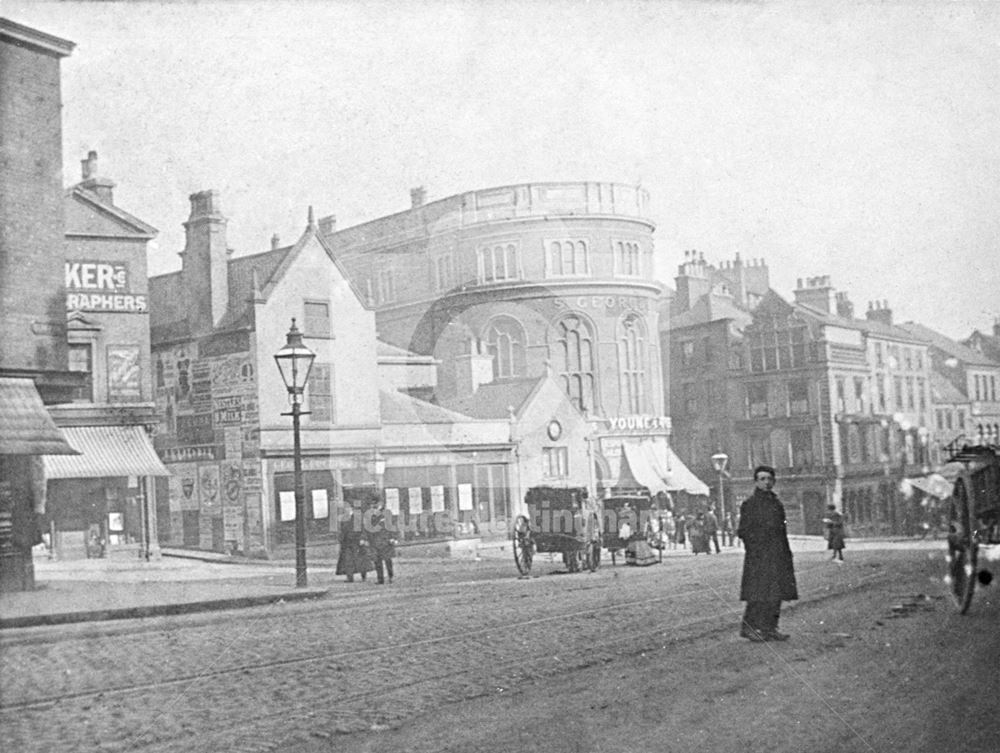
(737, 465, 798, 641)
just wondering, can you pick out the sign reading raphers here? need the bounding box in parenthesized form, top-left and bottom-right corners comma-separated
(65, 261, 148, 312)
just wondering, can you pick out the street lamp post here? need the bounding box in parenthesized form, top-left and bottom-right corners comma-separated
(710, 452, 729, 544)
(274, 319, 316, 588)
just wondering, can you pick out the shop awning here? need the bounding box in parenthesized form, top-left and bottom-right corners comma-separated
(43, 425, 170, 478)
(664, 446, 711, 496)
(620, 441, 710, 497)
(0, 377, 78, 455)
(903, 472, 954, 500)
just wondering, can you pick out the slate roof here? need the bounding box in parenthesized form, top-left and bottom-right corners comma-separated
(378, 389, 477, 424)
(896, 321, 1000, 367)
(670, 293, 752, 331)
(437, 377, 544, 420)
(66, 185, 158, 238)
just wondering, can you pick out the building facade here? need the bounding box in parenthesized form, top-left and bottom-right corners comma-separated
(149, 195, 533, 556)
(0, 19, 78, 590)
(321, 182, 690, 497)
(40, 152, 169, 560)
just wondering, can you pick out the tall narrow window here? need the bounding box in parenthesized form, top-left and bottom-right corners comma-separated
(433, 254, 454, 291)
(547, 239, 589, 276)
(553, 315, 596, 412)
(788, 380, 809, 415)
(619, 315, 646, 413)
(307, 363, 334, 423)
(542, 447, 569, 478)
(483, 316, 526, 379)
(854, 378, 866, 414)
(614, 240, 641, 276)
(747, 383, 768, 418)
(68, 343, 93, 402)
(789, 428, 814, 467)
(477, 243, 521, 283)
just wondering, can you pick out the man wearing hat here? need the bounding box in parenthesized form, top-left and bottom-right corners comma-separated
(737, 465, 798, 641)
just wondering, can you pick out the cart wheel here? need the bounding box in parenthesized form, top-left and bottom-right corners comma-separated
(946, 480, 977, 614)
(513, 515, 533, 576)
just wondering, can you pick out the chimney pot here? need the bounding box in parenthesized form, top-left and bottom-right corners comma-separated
(271, 233, 281, 250)
(410, 186, 427, 208)
(318, 214, 337, 236)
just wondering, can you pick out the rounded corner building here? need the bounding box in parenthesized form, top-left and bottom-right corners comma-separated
(322, 182, 688, 496)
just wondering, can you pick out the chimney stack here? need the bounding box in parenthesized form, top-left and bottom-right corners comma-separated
(78, 150, 116, 204)
(410, 186, 427, 208)
(835, 291, 854, 319)
(318, 214, 337, 237)
(452, 339, 494, 399)
(865, 299, 894, 326)
(181, 189, 229, 334)
(792, 275, 837, 314)
(271, 233, 281, 250)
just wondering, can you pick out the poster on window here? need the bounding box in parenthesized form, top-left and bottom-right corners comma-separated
(407, 487, 423, 514)
(458, 483, 473, 511)
(279, 491, 296, 522)
(311, 488, 329, 519)
(430, 485, 446, 512)
(107, 345, 142, 402)
(384, 488, 399, 515)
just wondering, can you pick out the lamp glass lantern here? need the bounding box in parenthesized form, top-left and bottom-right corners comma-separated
(710, 452, 729, 473)
(274, 319, 316, 400)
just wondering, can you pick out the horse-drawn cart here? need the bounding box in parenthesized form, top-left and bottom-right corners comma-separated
(943, 443, 1000, 614)
(512, 486, 601, 576)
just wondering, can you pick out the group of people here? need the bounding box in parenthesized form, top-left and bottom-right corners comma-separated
(335, 497, 397, 585)
(649, 507, 737, 554)
(332, 465, 847, 647)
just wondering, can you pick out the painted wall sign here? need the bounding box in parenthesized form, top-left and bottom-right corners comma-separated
(162, 445, 217, 463)
(107, 345, 142, 402)
(65, 261, 147, 312)
(553, 295, 649, 313)
(604, 415, 672, 432)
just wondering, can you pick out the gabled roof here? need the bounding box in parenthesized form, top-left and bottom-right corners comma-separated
(379, 389, 478, 424)
(437, 376, 545, 420)
(896, 322, 1000, 367)
(930, 369, 967, 404)
(790, 300, 927, 345)
(377, 340, 437, 362)
(670, 292, 752, 331)
(150, 219, 370, 339)
(65, 185, 158, 238)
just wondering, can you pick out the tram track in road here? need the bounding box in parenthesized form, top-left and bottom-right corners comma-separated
(0, 554, 896, 717)
(109, 559, 907, 753)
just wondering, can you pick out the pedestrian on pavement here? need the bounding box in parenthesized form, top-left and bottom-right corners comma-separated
(723, 511, 736, 547)
(688, 512, 710, 554)
(822, 504, 846, 562)
(704, 507, 721, 553)
(663, 509, 677, 549)
(367, 497, 397, 584)
(336, 503, 371, 583)
(737, 465, 798, 642)
(675, 514, 687, 549)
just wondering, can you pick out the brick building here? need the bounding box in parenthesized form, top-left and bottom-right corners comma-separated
(0, 19, 78, 590)
(40, 152, 169, 560)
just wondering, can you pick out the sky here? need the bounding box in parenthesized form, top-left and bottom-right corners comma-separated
(7, 0, 1000, 339)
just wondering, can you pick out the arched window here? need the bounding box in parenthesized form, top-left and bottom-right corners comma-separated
(618, 315, 646, 413)
(553, 315, 596, 412)
(477, 242, 521, 283)
(548, 239, 589, 276)
(483, 316, 526, 379)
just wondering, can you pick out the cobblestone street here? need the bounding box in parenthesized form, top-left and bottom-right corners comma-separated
(5, 544, 979, 753)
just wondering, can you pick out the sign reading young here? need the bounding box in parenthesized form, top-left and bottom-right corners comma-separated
(65, 261, 148, 313)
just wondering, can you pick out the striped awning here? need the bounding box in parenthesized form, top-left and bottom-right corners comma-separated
(0, 377, 77, 455)
(43, 425, 170, 478)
